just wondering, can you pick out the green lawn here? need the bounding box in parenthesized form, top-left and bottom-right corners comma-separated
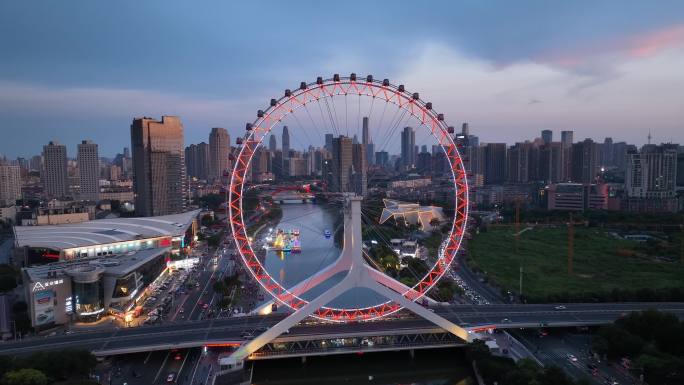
(468, 225, 684, 301)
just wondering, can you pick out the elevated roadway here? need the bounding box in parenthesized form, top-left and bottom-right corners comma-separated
(1, 302, 683, 358)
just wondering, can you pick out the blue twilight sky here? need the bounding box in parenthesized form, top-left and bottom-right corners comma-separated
(1, 0, 683, 158)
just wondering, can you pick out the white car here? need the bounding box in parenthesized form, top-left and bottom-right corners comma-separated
(567, 354, 578, 362)
(554, 305, 567, 310)
(166, 372, 176, 382)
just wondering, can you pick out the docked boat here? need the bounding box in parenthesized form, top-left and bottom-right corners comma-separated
(324, 229, 331, 238)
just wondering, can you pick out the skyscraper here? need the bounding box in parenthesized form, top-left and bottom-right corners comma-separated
(401, 126, 416, 171)
(571, 138, 599, 183)
(352, 143, 367, 196)
(483, 143, 507, 185)
(77, 140, 99, 201)
(362, 117, 374, 166)
(269, 134, 277, 152)
(331, 136, 353, 192)
(209, 127, 230, 181)
(0, 164, 21, 205)
(325, 134, 333, 152)
(541, 130, 553, 145)
(185, 142, 209, 180)
(42, 141, 68, 198)
(561, 130, 574, 181)
(131, 116, 187, 217)
(282, 126, 290, 158)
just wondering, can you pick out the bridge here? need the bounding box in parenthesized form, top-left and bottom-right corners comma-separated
(1, 302, 682, 358)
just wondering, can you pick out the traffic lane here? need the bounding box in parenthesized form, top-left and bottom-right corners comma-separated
(515, 331, 595, 383)
(118, 351, 167, 385)
(176, 348, 202, 385)
(156, 348, 187, 384)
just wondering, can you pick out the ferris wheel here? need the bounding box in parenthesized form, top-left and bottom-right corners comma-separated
(228, 74, 469, 324)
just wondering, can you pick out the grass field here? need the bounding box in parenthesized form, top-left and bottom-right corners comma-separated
(468, 225, 684, 301)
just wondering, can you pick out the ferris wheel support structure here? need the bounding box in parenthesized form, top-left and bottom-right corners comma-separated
(224, 194, 469, 368)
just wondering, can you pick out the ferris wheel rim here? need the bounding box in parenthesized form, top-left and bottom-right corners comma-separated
(228, 75, 469, 322)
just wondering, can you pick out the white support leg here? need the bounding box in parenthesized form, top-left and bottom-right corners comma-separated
(232, 276, 354, 361)
(364, 265, 437, 305)
(227, 194, 466, 372)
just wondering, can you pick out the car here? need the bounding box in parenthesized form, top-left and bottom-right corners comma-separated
(179, 308, 184, 313)
(554, 305, 567, 310)
(240, 331, 254, 339)
(174, 353, 182, 360)
(166, 372, 176, 382)
(202, 303, 209, 309)
(501, 318, 511, 323)
(567, 354, 578, 362)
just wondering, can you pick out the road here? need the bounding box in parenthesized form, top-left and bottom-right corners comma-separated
(2, 302, 683, 356)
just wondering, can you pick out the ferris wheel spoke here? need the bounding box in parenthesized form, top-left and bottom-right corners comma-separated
(229, 75, 468, 322)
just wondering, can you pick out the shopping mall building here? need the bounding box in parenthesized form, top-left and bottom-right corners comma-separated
(13, 210, 200, 329)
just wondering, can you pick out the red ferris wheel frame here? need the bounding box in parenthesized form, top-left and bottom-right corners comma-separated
(228, 74, 469, 322)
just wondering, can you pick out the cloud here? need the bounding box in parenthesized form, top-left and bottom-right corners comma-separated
(394, 42, 684, 144)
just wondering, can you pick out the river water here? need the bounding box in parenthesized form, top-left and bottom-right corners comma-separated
(263, 201, 385, 308)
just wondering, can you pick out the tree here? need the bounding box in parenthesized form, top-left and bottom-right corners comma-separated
(1, 369, 48, 385)
(0, 276, 17, 293)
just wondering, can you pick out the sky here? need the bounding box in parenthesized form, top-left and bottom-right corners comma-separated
(1, 0, 683, 158)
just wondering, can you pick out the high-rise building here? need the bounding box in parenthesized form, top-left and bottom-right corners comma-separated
(185, 142, 209, 180)
(209, 127, 229, 181)
(626, 145, 678, 198)
(483, 143, 507, 185)
(602, 137, 614, 167)
(507, 142, 532, 183)
(539, 142, 563, 183)
(269, 134, 277, 152)
(560, 130, 574, 180)
(571, 138, 599, 183)
(42, 141, 68, 198)
(331, 136, 353, 192)
(541, 130, 553, 145)
(351, 143, 367, 196)
(0, 164, 22, 205)
(77, 140, 99, 201)
(29, 155, 42, 173)
(400, 126, 415, 170)
(325, 134, 333, 152)
(362, 117, 374, 166)
(282, 126, 290, 158)
(375, 151, 389, 167)
(131, 116, 187, 217)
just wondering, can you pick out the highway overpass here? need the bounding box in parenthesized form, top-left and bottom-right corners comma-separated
(1, 302, 682, 358)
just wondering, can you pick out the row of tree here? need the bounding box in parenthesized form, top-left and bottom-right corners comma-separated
(0, 349, 97, 385)
(466, 340, 590, 385)
(522, 286, 684, 304)
(591, 310, 684, 384)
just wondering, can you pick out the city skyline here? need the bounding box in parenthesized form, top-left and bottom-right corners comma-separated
(1, 1, 684, 158)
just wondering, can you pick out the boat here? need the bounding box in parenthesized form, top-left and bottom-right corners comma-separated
(324, 229, 331, 238)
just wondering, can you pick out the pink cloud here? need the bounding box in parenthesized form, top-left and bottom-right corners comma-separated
(627, 24, 684, 58)
(535, 24, 684, 70)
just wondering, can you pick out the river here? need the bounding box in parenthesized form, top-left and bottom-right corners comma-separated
(263, 201, 385, 308)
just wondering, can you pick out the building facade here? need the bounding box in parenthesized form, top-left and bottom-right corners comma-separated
(42, 141, 68, 199)
(209, 127, 229, 181)
(131, 116, 187, 217)
(77, 140, 100, 201)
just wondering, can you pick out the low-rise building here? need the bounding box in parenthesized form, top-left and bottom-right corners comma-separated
(22, 247, 170, 328)
(13, 210, 199, 266)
